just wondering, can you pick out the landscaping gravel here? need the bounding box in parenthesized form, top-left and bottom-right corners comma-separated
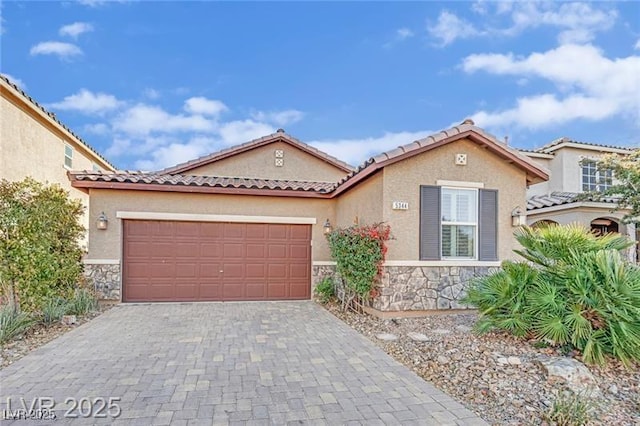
(324, 302, 640, 426)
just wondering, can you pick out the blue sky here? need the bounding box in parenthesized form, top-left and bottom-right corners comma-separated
(2, 1, 639, 170)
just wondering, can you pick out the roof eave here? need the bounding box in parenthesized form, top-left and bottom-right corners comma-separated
(69, 179, 334, 198)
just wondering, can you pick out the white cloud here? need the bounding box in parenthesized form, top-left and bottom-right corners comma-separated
(250, 109, 304, 126)
(59, 22, 94, 38)
(1, 73, 26, 90)
(113, 103, 216, 135)
(183, 97, 228, 116)
(105, 138, 131, 158)
(463, 44, 640, 129)
(429, 2, 618, 46)
(143, 88, 160, 99)
(383, 27, 416, 48)
(76, 0, 126, 6)
(427, 11, 482, 46)
(310, 130, 434, 166)
(30, 41, 82, 58)
(635, 39, 640, 50)
(396, 28, 414, 40)
(49, 89, 123, 115)
(217, 120, 275, 146)
(84, 123, 110, 135)
(134, 137, 216, 171)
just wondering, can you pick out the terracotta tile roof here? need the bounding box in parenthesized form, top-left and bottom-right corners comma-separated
(333, 119, 550, 194)
(527, 191, 620, 211)
(70, 171, 336, 193)
(537, 137, 637, 153)
(69, 121, 551, 197)
(160, 129, 354, 175)
(0, 75, 116, 171)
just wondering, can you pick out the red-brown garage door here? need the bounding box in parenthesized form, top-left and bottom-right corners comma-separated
(122, 220, 311, 302)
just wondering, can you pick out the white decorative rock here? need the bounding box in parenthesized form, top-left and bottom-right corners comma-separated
(407, 332, 430, 342)
(61, 315, 77, 325)
(535, 356, 600, 395)
(376, 333, 398, 341)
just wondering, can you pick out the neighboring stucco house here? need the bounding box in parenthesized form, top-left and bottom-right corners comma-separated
(522, 138, 639, 262)
(70, 120, 548, 312)
(0, 76, 116, 240)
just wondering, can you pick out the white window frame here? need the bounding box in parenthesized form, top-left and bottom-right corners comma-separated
(64, 144, 73, 169)
(581, 159, 612, 192)
(441, 187, 478, 260)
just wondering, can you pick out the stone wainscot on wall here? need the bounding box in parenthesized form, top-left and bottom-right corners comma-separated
(312, 264, 498, 311)
(84, 263, 121, 300)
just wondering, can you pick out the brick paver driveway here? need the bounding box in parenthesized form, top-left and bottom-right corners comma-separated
(1, 302, 487, 425)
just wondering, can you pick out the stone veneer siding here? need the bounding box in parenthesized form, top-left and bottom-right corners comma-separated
(84, 263, 121, 300)
(312, 264, 498, 311)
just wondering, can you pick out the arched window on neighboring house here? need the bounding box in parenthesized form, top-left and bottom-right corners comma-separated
(531, 219, 559, 229)
(590, 218, 619, 236)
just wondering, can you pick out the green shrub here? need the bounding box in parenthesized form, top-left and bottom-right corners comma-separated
(315, 277, 335, 303)
(542, 392, 594, 426)
(40, 298, 69, 325)
(326, 223, 391, 306)
(0, 305, 35, 344)
(66, 289, 98, 316)
(0, 178, 85, 312)
(463, 224, 640, 366)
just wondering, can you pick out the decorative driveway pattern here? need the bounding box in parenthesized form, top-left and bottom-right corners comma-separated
(0, 302, 487, 425)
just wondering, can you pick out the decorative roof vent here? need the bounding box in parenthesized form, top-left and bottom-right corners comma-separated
(276, 128, 285, 133)
(461, 118, 475, 125)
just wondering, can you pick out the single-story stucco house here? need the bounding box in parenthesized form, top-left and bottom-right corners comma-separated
(70, 120, 549, 313)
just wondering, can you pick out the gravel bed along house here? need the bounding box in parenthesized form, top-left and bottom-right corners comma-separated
(324, 302, 640, 426)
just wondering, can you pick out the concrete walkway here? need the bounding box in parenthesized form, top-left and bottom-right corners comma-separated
(0, 302, 487, 425)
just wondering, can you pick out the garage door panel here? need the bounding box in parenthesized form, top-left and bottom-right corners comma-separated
(224, 223, 245, 238)
(289, 244, 310, 259)
(290, 225, 311, 240)
(246, 223, 267, 239)
(268, 244, 287, 259)
(176, 263, 197, 278)
(268, 224, 288, 239)
(267, 282, 287, 298)
(246, 244, 266, 258)
(199, 263, 222, 278)
(123, 220, 310, 302)
(223, 243, 244, 258)
(268, 264, 287, 279)
(246, 263, 265, 278)
(200, 243, 222, 258)
(222, 263, 245, 279)
(290, 264, 309, 279)
(289, 281, 310, 299)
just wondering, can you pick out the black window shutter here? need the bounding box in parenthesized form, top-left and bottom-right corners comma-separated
(478, 189, 498, 261)
(420, 185, 441, 260)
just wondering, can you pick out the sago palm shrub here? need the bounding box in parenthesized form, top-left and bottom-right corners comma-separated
(463, 224, 640, 366)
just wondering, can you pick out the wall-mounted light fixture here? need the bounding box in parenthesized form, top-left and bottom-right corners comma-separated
(511, 207, 526, 227)
(323, 219, 333, 235)
(96, 212, 109, 230)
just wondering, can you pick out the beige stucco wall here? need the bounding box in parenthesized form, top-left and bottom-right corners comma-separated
(86, 189, 336, 261)
(335, 172, 384, 228)
(526, 157, 552, 197)
(0, 89, 113, 242)
(382, 138, 528, 261)
(187, 141, 349, 182)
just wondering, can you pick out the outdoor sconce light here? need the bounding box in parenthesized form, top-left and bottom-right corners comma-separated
(323, 219, 333, 235)
(96, 212, 108, 230)
(511, 207, 526, 227)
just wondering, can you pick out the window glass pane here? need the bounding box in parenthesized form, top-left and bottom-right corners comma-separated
(65, 145, 73, 157)
(442, 225, 475, 258)
(441, 188, 476, 222)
